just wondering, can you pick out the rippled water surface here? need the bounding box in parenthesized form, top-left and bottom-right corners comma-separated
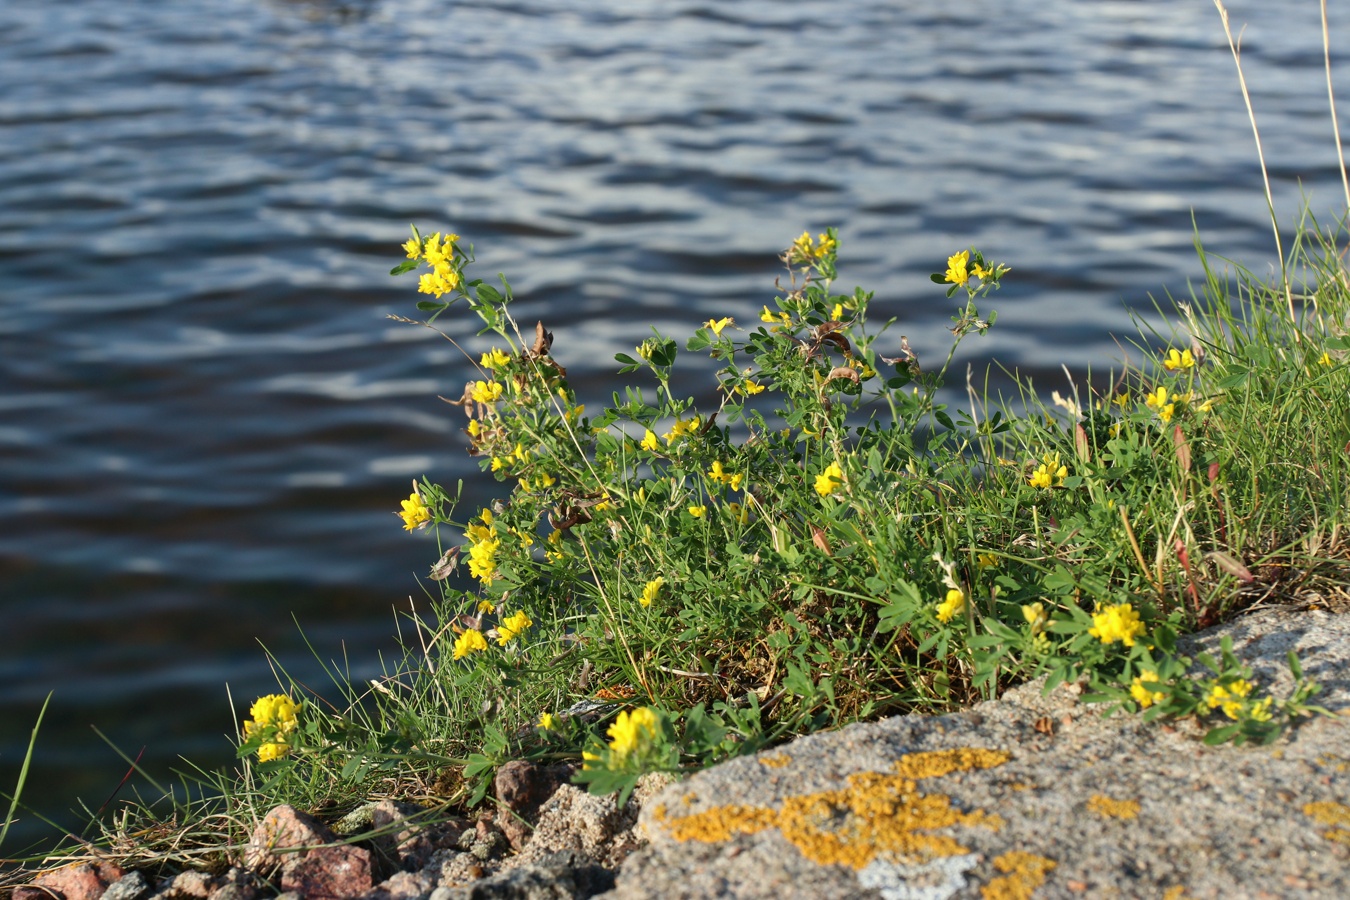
(2, 0, 1347, 846)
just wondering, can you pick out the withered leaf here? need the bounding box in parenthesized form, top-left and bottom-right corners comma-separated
(532, 321, 554, 356)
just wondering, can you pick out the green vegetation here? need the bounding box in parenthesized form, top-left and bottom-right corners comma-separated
(6, 217, 1349, 876)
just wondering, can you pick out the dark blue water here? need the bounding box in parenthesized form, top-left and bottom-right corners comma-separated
(3, 0, 1347, 849)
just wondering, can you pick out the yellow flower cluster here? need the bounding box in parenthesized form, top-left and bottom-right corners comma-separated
(1162, 348, 1195, 371)
(788, 231, 837, 265)
(815, 461, 844, 497)
(936, 588, 965, 624)
(453, 628, 488, 660)
(480, 347, 511, 371)
(471, 380, 503, 404)
(412, 232, 462, 298)
(1144, 386, 1175, 423)
(244, 694, 301, 762)
(1130, 670, 1166, 709)
(1206, 678, 1271, 721)
(607, 707, 660, 761)
(398, 489, 432, 531)
(944, 250, 970, 286)
(1088, 602, 1146, 647)
(497, 609, 532, 645)
(708, 460, 744, 491)
(663, 416, 700, 445)
(465, 508, 500, 586)
(640, 576, 664, 608)
(640, 429, 660, 452)
(1028, 452, 1068, 489)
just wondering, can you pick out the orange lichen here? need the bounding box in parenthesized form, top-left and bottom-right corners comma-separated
(1162, 887, 1193, 900)
(981, 851, 1056, 900)
(655, 747, 1011, 870)
(1303, 800, 1350, 844)
(758, 753, 792, 768)
(1086, 795, 1140, 819)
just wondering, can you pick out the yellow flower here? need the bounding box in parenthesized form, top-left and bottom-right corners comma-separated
(453, 628, 488, 660)
(760, 305, 791, 325)
(945, 250, 970, 286)
(465, 508, 493, 544)
(537, 472, 557, 488)
(972, 262, 991, 281)
(708, 460, 744, 491)
(491, 456, 507, 472)
(477, 599, 496, 614)
(1088, 603, 1146, 647)
(977, 552, 999, 570)
(497, 610, 533, 645)
(398, 491, 432, 531)
(1318, 351, 1333, 367)
(1249, 697, 1274, 722)
(468, 537, 500, 585)
(1130, 670, 1166, 709)
(471, 380, 503, 404)
(726, 502, 750, 525)
(640, 577, 664, 608)
(663, 416, 700, 445)
(936, 588, 965, 623)
(244, 694, 302, 762)
(640, 429, 660, 452)
(790, 231, 816, 262)
(1144, 385, 1168, 410)
(815, 461, 845, 497)
(740, 379, 766, 396)
(831, 302, 844, 321)
(1028, 452, 1068, 489)
(704, 317, 735, 337)
(1162, 348, 1196, 371)
(480, 347, 511, 370)
(687, 505, 707, 518)
(1021, 602, 1048, 635)
(607, 707, 660, 759)
(815, 232, 837, 256)
(402, 237, 422, 259)
(466, 418, 482, 438)
(538, 712, 557, 731)
(417, 267, 461, 298)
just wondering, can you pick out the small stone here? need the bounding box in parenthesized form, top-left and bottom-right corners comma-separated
(244, 805, 337, 875)
(24, 861, 126, 900)
(103, 871, 150, 900)
(167, 870, 214, 900)
(279, 843, 373, 899)
(457, 829, 477, 851)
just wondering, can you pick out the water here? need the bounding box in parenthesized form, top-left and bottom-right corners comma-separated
(2, 0, 1347, 849)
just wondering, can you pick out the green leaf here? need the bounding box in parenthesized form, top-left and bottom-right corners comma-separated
(416, 301, 446, 312)
(390, 260, 421, 276)
(934, 410, 955, 431)
(477, 284, 502, 304)
(1202, 723, 1242, 745)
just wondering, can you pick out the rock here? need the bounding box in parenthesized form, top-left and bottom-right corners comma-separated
(495, 761, 574, 851)
(511, 774, 671, 872)
(15, 861, 125, 900)
(103, 871, 151, 900)
(205, 866, 260, 900)
(156, 870, 214, 900)
(607, 608, 1350, 899)
(362, 868, 438, 900)
(429, 850, 615, 900)
(279, 843, 374, 899)
(242, 803, 373, 898)
(244, 804, 338, 875)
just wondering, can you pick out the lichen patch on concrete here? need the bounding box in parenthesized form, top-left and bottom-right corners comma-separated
(653, 748, 1011, 872)
(1303, 800, 1350, 844)
(758, 752, 792, 769)
(1085, 795, 1140, 820)
(979, 851, 1056, 900)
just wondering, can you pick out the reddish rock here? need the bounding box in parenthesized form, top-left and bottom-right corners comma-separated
(279, 843, 373, 899)
(165, 870, 214, 899)
(244, 804, 338, 875)
(19, 861, 126, 900)
(494, 760, 573, 851)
